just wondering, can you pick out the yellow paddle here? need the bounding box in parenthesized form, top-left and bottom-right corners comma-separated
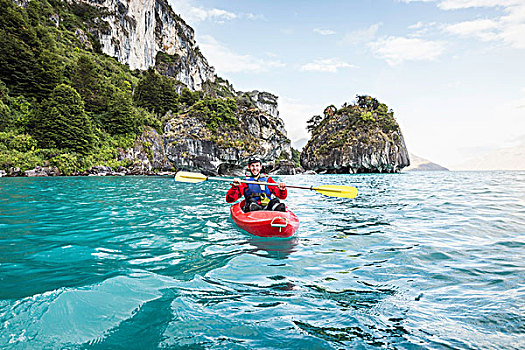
(174, 171, 357, 199)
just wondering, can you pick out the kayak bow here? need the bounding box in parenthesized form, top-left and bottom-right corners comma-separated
(230, 201, 299, 238)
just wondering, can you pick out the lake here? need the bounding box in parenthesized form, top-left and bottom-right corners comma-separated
(0, 171, 523, 349)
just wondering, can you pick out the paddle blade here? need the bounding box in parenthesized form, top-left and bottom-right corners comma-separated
(313, 185, 357, 198)
(174, 171, 208, 183)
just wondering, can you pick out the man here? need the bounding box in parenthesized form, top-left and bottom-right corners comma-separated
(226, 157, 287, 212)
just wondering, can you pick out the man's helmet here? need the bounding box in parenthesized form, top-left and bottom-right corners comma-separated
(248, 157, 261, 165)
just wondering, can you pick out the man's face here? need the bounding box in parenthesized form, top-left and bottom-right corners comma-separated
(248, 162, 261, 176)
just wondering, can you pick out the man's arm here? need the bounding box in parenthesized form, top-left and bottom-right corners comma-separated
(226, 179, 246, 203)
(268, 177, 287, 199)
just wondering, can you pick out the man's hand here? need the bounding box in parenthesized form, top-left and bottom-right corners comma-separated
(278, 182, 286, 190)
(232, 178, 241, 187)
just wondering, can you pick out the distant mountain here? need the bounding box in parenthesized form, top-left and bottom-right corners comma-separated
(404, 154, 449, 171)
(451, 143, 525, 171)
(292, 138, 309, 150)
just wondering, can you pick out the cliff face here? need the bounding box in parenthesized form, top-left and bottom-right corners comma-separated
(162, 94, 291, 175)
(113, 92, 291, 176)
(76, 0, 292, 174)
(242, 91, 280, 119)
(79, 0, 215, 90)
(301, 97, 410, 173)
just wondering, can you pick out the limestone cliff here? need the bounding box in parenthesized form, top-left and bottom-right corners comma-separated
(163, 93, 291, 175)
(113, 90, 291, 176)
(74, 0, 292, 174)
(301, 96, 410, 173)
(78, 0, 215, 90)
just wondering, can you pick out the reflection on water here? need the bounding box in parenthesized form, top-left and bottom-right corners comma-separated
(246, 236, 298, 260)
(1, 172, 524, 349)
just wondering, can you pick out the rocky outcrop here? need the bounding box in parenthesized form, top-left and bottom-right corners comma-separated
(68, 0, 293, 174)
(163, 104, 291, 175)
(241, 91, 280, 119)
(270, 160, 302, 175)
(77, 0, 292, 173)
(301, 96, 410, 173)
(79, 0, 215, 90)
(103, 99, 291, 176)
(24, 166, 61, 177)
(116, 127, 174, 174)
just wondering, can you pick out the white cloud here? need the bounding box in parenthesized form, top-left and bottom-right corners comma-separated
(400, 0, 513, 7)
(499, 3, 525, 48)
(207, 8, 237, 21)
(445, 19, 499, 40)
(340, 23, 381, 45)
(300, 58, 357, 73)
(314, 28, 337, 35)
(369, 37, 445, 65)
(437, 0, 514, 10)
(169, 0, 259, 24)
(403, 0, 525, 49)
(408, 21, 438, 37)
(409, 22, 425, 29)
(246, 13, 265, 20)
(442, 3, 525, 48)
(198, 35, 285, 73)
(512, 88, 525, 109)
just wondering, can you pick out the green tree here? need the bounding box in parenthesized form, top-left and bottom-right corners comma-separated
(33, 84, 94, 153)
(71, 55, 107, 113)
(306, 115, 322, 133)
(189, 97, 238, 131)
(103, 88, 138, 135)
(356, 95, 380, 110)
(180, 87, 202, 106)
(0, 81, 33, 132)
(133, 68, 178, 115)
(0, 0, 59, 100)
(0, 81, 12, 131)
(291, 147, 301, 167)
(324, 105, 337, 117)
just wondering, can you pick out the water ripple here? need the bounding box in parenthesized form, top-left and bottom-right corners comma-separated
(1, 172, 524, 349)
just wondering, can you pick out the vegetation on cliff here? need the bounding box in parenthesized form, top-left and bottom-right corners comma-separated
(0, 0, 277, 175)
(301, 95, 409, 173)
(307, 96, 399, 137)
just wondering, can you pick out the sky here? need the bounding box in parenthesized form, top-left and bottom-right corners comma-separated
(168, 0, 525, 169)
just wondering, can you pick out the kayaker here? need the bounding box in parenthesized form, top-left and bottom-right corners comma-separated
(226, 157, 287, 212)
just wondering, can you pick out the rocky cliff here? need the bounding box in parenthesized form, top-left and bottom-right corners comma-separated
(1, 0, 293, 177)
(108, 90, 291, 176)
(79, 0, 215, 91)
(301, 96, 410, 173)
(78, 0, 292, 174)
(162, 92, 291, 175)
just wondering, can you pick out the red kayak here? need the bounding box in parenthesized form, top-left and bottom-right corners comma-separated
(230, 200, 299, 238)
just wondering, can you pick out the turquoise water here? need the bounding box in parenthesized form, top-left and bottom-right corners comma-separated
(0, 172, 524, 349)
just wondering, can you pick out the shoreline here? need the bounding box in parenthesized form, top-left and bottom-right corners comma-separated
(0, 166, 177, 178)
